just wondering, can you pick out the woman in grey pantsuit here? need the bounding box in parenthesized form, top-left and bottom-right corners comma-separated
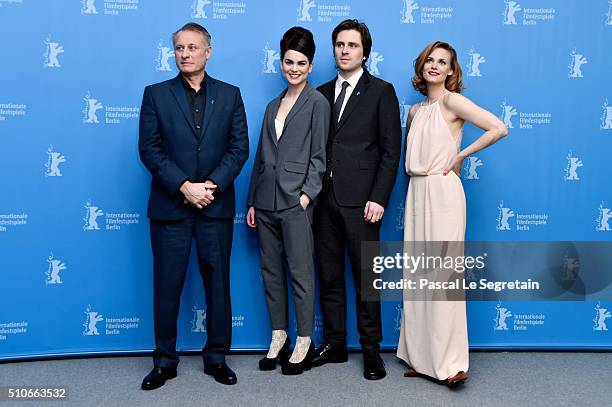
(246, 27, 330, 375)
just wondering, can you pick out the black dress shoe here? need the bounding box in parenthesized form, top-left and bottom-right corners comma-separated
(310, 342, 348, 367)
(204, 362, 237, 385)
(281, 341, 315, 375)
(259, 336, 291, 371)
(363, 351, 386, 380)
(141, 367, 177, 390)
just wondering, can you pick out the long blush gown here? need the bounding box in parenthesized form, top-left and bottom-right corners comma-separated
(396, 93, 469, 380)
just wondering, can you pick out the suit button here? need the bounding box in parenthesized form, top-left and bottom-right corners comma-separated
(333, 140, 339, 144)
(197, 147, 201, 152)
(273, 165, 276, 170)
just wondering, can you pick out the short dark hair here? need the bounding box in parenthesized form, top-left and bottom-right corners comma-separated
(280, 26, 315, 63)
(331, 19, 372, 67)
(172, 22, 211, 47)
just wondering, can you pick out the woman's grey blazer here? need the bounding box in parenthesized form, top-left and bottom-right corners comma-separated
(247, 83, 330, 211)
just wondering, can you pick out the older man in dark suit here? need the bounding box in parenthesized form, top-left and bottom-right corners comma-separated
(138, 22, 248, 389)
(312, 19, 401, 380)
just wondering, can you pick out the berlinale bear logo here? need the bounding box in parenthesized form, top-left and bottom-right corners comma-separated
(83, 93, 104, 124)
(400, 0, 419, 24)
(297, 0, 316, 22)
(262, 44, 280, 74)
(494, 303, 513, 330)
(83, 200, 104, 231)
(43, 35, 64, 68)
(502, 0, 521, 25)
(81, 0, 97, 14)
(191, 305, 207, 333)
(156, 41, 175, 72)
(45, 146, 66, 177)
(463, 156, 483, 180)
(467, 48, 486, 77)
(46, 253, 67, 285)
(192, 0, 212, 19)
(563, 152, 583, 181)
(593, 302, 611, 331)
(496, 201, 515, 231)
(83, 305, 104, 336)
(568, 48, 587, 78)
(596, 202, 612, 232)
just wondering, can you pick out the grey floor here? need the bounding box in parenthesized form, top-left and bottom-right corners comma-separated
(1, 352, 610, 407)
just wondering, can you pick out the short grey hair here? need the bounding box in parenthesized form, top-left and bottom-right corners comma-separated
(172, 22, 212, 47)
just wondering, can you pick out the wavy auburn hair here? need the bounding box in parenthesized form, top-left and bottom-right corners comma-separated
(412, 41, 463, 96)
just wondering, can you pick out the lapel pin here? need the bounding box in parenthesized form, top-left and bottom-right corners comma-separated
(211, 99, 215, 105)
(356, 92, 361, 96)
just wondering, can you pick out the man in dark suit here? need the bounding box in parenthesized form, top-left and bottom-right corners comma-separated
(312, 19, 401, 380)
(138, 22, 248, 389)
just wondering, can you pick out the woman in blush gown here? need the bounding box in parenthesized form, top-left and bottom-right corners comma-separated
(397, 41, 508, 388)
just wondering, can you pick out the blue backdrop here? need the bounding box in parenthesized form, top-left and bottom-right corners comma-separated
(1, 0, 611, 360)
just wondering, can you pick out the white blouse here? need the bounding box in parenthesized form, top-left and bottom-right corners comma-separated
(274, 118, 284, 140)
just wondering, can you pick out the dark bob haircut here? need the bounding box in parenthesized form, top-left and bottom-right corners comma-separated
(280, 26, 315, 63)
(331, 19, 372, 67)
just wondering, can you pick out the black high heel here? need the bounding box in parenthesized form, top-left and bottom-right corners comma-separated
(259, 335, 291, 371)
(446, 371, 468, 388)
(281, 340, 315, 375)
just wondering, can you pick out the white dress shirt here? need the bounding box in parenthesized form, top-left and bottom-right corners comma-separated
(331, 67, 364, 179)
(334, 67, 364, 122)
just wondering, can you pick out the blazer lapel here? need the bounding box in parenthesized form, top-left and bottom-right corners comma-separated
(268, 96, 282, 146)
(318, 79, 336, 139)
(170, 76, 198, 138)
(199, 74, 217, 141)
(336, 71, 371, 132)
(319, 80, 335, 106)
(279, 83, 313, 141)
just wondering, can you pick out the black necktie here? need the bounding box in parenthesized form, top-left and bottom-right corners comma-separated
(333, 81, 350, 123)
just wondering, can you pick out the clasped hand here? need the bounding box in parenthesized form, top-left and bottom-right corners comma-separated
(180, 180, 217, 209)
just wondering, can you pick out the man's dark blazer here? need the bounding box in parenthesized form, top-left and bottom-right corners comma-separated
(317, 69, 401, 208)
(247, 83, 330, 212)
(139, 74, 249, 220)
